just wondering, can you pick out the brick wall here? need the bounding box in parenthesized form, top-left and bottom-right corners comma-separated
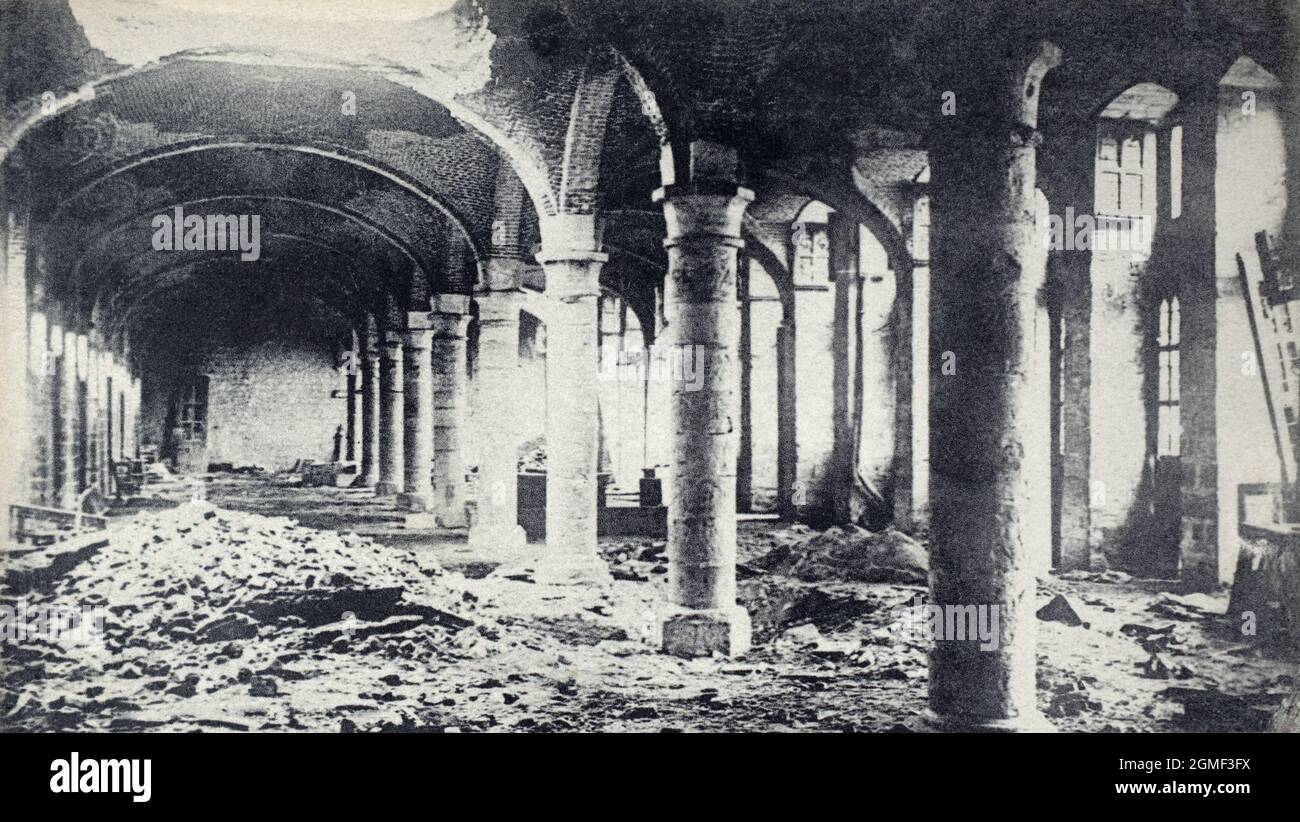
(142, 338, 344, 472)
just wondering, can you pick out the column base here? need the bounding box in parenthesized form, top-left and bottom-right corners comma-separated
(660, 605, 752, 659)
(373, 481, 400, 497)
(909, 708, 1056, 733)
(402, 512, 438, 530)
(350, 472, 378, 489)
(532, 550, 613, 587)
(466, 524, 527, 559)
(396, 491, 433, 512)
(435, 508, 469, 529)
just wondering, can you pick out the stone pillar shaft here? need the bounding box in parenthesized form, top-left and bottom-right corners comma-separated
(28, 314, 54, 505)
(98, 351, 111, 491)
(469, 288, 525, 550)
(344, 369, 358, 464)
(536, 239, 611, 584)
(655, 185, 754, 657)
(53, 328, 75, 508)
(128, 375, 141, 459)
(431, 295, 470, 528)
(829, 213, 860, 525)
(1, 206, 29, 533)
(355, 327, 381, 487)
(925, 42, 1060, 731)
(398, 316, 435, 512)
(375, 331, 404, 497)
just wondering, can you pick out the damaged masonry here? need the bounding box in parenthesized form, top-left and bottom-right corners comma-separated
(2, 0, 1300, 734)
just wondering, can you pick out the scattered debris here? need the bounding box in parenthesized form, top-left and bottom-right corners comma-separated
(1037, 594, 1088, 628)
(1158, 687, 1281, 732)
(1148, 592, 1227, 621)
(1058, 569, 1132, 584)
(4, 475, 1293, 733)
(753, 525, 927, 584)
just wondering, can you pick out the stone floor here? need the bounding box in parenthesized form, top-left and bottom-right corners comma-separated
(3, 472, 1295, 732)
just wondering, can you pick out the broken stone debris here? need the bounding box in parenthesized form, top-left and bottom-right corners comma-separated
(752, 525, 927, 584)
(5, 489, 1292, 733)
(0, 500, 499, 731)
(1037, 594, 1088, 628)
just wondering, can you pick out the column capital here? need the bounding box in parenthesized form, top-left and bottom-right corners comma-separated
(431, 310, 470, 339)
(405, 311, 434, 332)
(653, 186, 755, 248)
(402, 327, 434, 353)
(537, 251, 606, 300)
(536, 213, 603, 261)
(475, 289, 524, 325)
(483, 256, 525, 291)
(381, 330, 404, 349)
(430, 293, 471, 315)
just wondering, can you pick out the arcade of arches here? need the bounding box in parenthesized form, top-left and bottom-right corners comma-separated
(3, 0, 1299, 732)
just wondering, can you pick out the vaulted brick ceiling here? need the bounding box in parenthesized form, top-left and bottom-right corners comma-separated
(4, 0, 1294, 351)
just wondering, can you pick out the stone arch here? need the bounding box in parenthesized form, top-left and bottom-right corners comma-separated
(2, 45, 561, 220)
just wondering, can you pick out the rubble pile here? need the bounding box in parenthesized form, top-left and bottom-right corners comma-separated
(1032, 576, 1296, 731)
(3, 480, 1292, 732)
(1, 501, 508, 732)
(752, 525, 928, 584)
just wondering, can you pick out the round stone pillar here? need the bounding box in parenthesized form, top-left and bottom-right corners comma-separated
(374, 330, 405, 497)
(431, 295, 471, 528)
(353, 323, 381, 488)
(397, 314, 434, 512)
(654, 184, 755, 658)
(53, 327, 76, 509)
(535, 223, 611, 585)
(468, 288, 527, 552)
(344, 356, 358, 465)
(923, 41, 1060, 732)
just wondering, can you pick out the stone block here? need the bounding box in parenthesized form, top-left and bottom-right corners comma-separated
(660, 605, 752, 658)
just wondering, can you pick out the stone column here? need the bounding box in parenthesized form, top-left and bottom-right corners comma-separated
(0, 205, 29, 532)
(468, 285, 526, 552)
(654, 179, 755, 657)
(73, 333, 89, 494)
(790, 219, 837, 523)
(398, 312, 435, 513)
(26, 310, 53, 505)
(128, 374, 141, 459)
(776, 320, 798, 518)
(909, 198, 932, 529)
(857, 230, 900, 528)
(923, 41, 1060, 731)
(374, 330, 404, 497)
(344, 336, 358, 464)
(1040, 117, 1095, 571)
(535, 215, 611, 584)
(353, 323, 381, 487)
(85, 343, 100, 492)
(98, 350, 112, 490)
(829, 212, 860, 525)
(746, 273, 785, 512)
(431, 295, 471, 528)
(55, 327, 77, 509)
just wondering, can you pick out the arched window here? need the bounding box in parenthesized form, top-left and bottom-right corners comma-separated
(179, 376, 209, 443)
